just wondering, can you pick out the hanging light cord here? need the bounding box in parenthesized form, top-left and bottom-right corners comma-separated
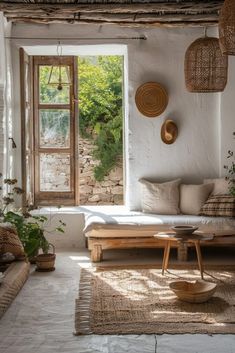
(57, 41, 63, 56)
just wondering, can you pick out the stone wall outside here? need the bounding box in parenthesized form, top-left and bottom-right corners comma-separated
(79, 137, 123, 205)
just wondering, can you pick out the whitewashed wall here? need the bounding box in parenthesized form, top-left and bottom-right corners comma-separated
(1, 21, 234, 247)
(10, 23, 234, 209)
(0, 14, 5, 174)
(220, 56, 235, 174)
(0, 14, 12, 177)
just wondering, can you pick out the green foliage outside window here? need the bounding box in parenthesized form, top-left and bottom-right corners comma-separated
(39, 56, 123, 182)
(78, 56, 123, 181)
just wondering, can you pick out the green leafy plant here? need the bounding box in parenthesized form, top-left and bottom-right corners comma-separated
(39, 56, 123, 182)
(78, 56, 123, 181)
(92, 113, 123, 181)
(224, 132, 235, 196)
(0, 175, 65, 258)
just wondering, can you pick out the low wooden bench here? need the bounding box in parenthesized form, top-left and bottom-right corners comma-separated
(83, 207, 235, 262)
(86, 226, 235, 262)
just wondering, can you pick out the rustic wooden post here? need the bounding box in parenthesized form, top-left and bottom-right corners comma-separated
(177, 242, 188, 262)
(91, 244, 103, 262)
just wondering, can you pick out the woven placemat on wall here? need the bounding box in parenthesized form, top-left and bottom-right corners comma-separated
(75, 267, 235, 335)
(135, 82, 168, 117)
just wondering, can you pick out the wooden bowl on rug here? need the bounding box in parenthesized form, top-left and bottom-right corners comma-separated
(169, 280, 217, 303)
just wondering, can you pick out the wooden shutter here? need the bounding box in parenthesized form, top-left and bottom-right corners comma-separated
(20, 48, 34, 207)
(33, 56, 78, 206)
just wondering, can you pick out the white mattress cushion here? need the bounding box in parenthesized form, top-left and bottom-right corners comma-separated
(83, 206, 235, 236)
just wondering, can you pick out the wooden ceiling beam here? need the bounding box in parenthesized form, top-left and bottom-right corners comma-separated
(0, 1, 223, 26)
(7, 17, 217, 28)
(0, 2, 223, 14)
(5, 13, 219, 22)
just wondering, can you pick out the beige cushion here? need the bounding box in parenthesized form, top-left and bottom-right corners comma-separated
(204, 178, 229, 195)
(139, 178, 181, 215)
(200, 195, 235, 217)
(180, 183, 213, 215)
(0, 226, 25, 259)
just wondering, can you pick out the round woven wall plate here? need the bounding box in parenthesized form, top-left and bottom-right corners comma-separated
(135, 82, 168, 118)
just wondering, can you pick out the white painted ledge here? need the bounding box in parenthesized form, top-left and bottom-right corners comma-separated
(32, 205, 129, 215)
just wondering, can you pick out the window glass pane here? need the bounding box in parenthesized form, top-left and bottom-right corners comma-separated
(39, 65, 70, 104)
(40, 153, 70, 192)
(40, 109, 70, 148)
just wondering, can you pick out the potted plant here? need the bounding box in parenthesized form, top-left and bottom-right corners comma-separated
(0, 175, 66, 270)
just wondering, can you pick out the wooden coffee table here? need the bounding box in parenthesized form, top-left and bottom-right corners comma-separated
(154, 232, 214, 279)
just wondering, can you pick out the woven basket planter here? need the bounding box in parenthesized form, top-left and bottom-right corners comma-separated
(219, 0, 235, 55)
(185, 36, 228, 93)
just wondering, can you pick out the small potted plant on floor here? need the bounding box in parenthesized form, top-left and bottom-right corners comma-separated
(0, 175, 66, 271)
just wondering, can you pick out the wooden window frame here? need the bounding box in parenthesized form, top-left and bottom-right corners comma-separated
(30, 55, 78, 206)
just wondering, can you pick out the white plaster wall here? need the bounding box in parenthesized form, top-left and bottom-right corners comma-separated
(0, 16, 4, 85)
(127, 27, 222, 209)
(220, 56, 235, 175)
(34, 212, 86, 249)
(5, 22, 235, 247)
(10, 24, 223, 206)
(0, 13, 12, 177)
(0, 14, 5, 174)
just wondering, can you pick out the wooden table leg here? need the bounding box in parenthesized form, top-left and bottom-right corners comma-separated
(162, 240, 171, 275)
(194, 240, 204, 279)
(91, 244, 103, 262)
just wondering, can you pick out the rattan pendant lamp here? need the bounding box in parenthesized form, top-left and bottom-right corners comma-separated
(219, 0, 235, 55)
(184, 29, 228, 92)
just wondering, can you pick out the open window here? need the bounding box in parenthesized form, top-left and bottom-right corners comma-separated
(20, 48, 125, 207)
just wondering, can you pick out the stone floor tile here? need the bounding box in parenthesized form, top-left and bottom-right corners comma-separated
(107, 335, 156, 353)
(156, 334, 235, 353)
(0, 252, 234, 353)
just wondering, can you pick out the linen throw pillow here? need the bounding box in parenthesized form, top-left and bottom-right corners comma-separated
(139, 178, 181, 215)
(204, 178, 229, 195)
(200, 195, 235, 217)
(180, 183, 213, 215)
(0, 225, 25, 259)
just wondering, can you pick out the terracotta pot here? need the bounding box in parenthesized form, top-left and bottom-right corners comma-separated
(35, 253, 56, 272)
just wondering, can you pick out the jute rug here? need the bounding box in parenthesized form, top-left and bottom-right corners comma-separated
(75, 267, 235, 335)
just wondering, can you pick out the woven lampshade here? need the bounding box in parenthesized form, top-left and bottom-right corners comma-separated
(184, 36, 228, 93)
(219, 0, 235, 55)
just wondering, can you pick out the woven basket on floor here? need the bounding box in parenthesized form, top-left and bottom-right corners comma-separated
(184, 36, 228, 93)
(219, 0, 235, 55)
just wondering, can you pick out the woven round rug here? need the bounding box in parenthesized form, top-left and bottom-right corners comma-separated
(135, 82, 168, 118)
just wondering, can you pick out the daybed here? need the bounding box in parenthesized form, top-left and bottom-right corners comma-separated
(83, 206, 235, 262)
(84, 178, 235, 262)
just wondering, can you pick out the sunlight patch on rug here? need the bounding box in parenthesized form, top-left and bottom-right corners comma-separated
(75, 268, 235, 335)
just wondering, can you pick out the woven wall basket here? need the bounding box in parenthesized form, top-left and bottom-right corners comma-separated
(219, 0, 235, 55)
(135, 82, 168, 117)
(184, 37, 228, 93)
